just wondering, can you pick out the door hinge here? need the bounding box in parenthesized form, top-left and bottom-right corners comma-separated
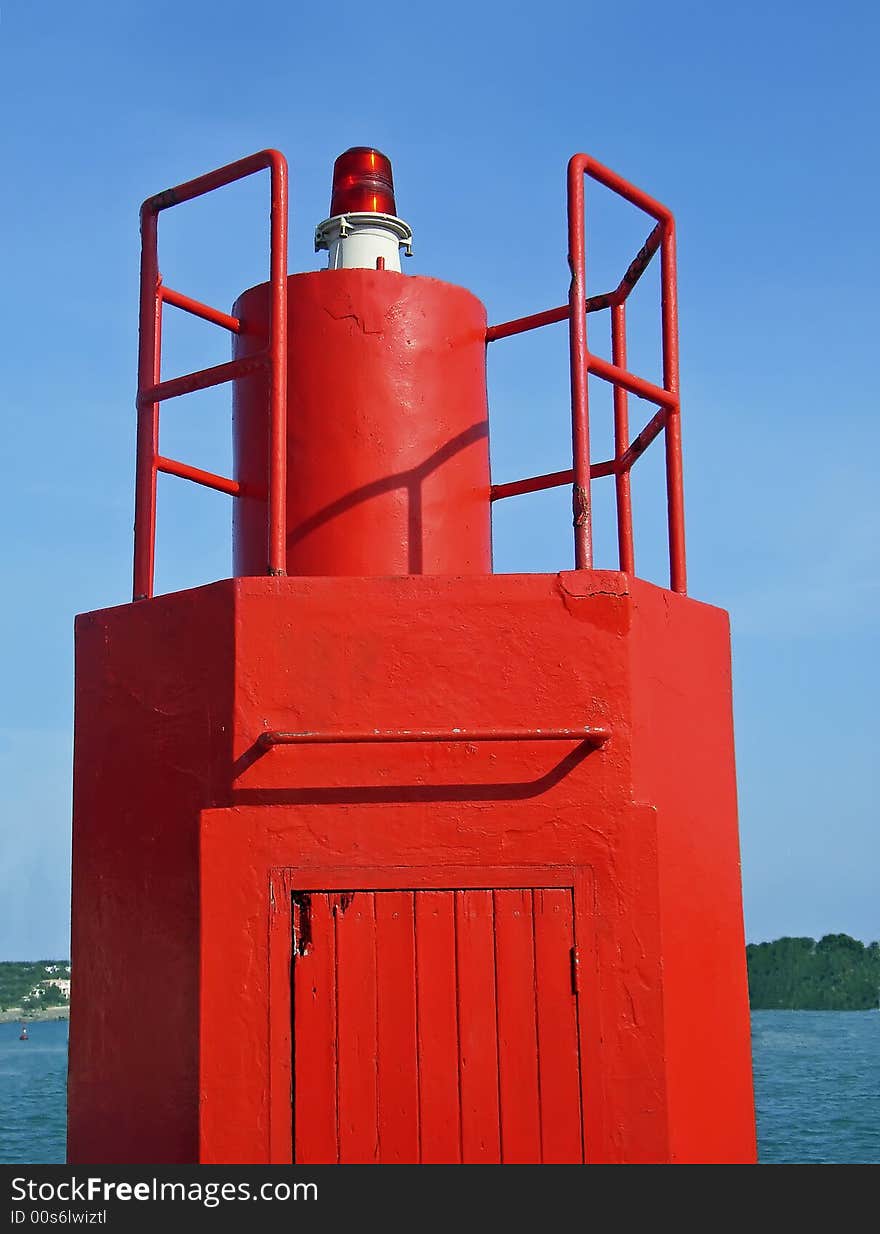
(570, 945, 580, 995)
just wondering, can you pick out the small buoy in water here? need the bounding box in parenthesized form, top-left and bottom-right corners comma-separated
(19, 1024, 28, 1041)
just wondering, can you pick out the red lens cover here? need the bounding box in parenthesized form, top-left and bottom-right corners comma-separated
(330, 147, 396, 216)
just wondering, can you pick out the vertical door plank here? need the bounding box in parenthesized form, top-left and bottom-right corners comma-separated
(534, 888, 584, 1162)
(375, 891, 420, 1162)
(414, 890, 461, 1162)
(494, 888, 541, 1162)
(455, 889, 501, 1162)
(335, 892, 379, 1162)
(292, 892, 338, 1163)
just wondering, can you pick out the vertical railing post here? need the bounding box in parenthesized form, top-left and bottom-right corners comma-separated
(133, 205, 161, 601)
(660, 223, 686, 594)
(567, 156, 593, 570)
(266, 152, 288, 578)
(611, 302, 634, 575)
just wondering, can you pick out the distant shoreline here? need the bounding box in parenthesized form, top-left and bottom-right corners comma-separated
(3, 932, 879, 1018)
(0, 1006, 68, 1024)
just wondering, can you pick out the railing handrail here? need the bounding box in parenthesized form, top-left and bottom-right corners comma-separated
(486, 154, 686, 595)
(133, 149, 288, 601)
(257, 725, 611, 750)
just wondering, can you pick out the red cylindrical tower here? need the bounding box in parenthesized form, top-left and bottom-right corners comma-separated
(232, 270, 491, 578)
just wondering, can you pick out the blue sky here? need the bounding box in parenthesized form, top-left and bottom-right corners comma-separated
(1, 1, 877, 957)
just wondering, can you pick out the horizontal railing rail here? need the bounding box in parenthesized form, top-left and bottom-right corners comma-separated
(257, 725, 611, 750)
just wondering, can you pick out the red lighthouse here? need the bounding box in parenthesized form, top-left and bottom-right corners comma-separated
(68, 146, 757, 1165)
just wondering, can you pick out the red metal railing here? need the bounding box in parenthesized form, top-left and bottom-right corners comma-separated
(133, 149, 288, 600)
(132, 149, 683, 597)
(487, 155, 686, 594)
(257, 724, 611, 750)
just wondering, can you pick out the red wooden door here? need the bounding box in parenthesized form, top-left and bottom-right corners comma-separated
(291, 887, 584, 1163)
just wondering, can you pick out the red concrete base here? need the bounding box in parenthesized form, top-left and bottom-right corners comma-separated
(69, 572, 756, 1164)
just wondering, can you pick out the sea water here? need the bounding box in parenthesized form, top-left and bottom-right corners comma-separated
(750, 1009, 879, 1163)
(0, 1019, 67, 1165)
(1, 1011, 877, 1164)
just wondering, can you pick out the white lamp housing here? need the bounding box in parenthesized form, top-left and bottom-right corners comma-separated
(315, 212, 414, 272)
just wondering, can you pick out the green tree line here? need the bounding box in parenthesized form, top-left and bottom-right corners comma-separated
(4, 941, 879, 1013)
(747, 934, 880, 1010)
(0, 960, 70, 1011)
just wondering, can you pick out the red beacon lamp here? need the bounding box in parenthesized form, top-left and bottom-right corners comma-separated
(68, 144, 758, 1165)
(315, 146, 413, 271)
